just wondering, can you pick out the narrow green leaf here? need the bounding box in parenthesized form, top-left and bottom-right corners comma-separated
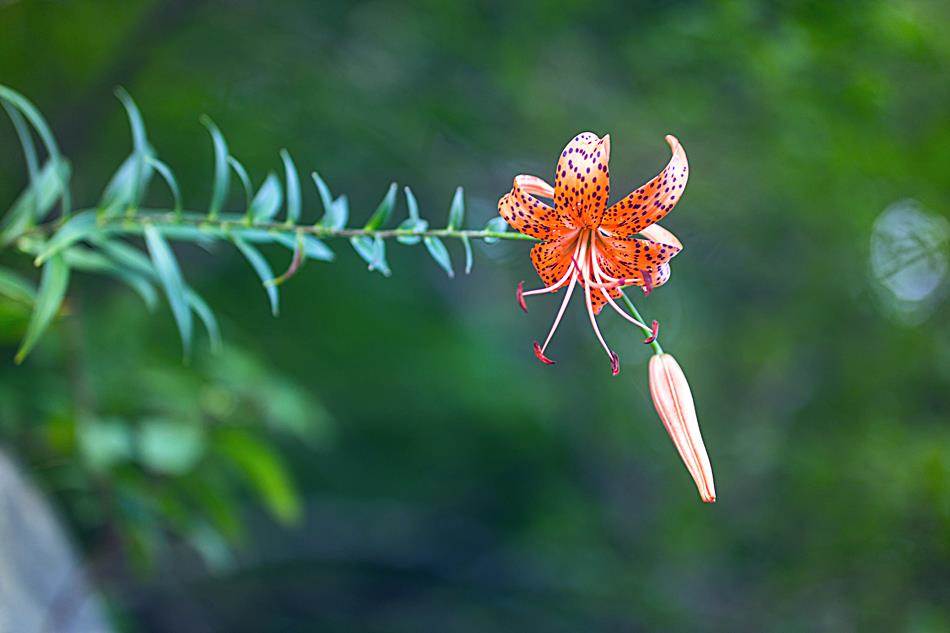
(332, 195, 349, 230)
(201, 116, 230, 219)
(147, 157, 182, 215)
(363, 182, 397, 231)
(311, 172, 334, 221)
(271, 233, 334, 261)
(92, 237, 155, 278)
(2, 102, 39, 220)
(61, 246, 157, 310)
(15, 254, 69, 363)
(185, 287, 221, 353)
(228, 156, 253, 212)
(0, 84, 71, 217)
(461, 234, 473, 274)
(447, 186, 464, 230)
(144, 225, 192, 357)
(114, 87, 149, 208)
(100, 153, 154, 217)
(217, 429, 302, 525)
(34, 210, 99, 265)
(404, 186, 421, 220)
(396, 217, 428, 245)
(280, 150, 301, 224)
(349, 236, 391, 276)
(233, 236, 279, 316)
(1, 159, 70, 246)
(249, 173, 282, 223)
(424, 236, 454, 278)
(482, 216, 509, 243)
(0, 267, 37, 307)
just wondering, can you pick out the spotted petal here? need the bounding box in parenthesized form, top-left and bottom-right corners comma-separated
(499, 175, 569, 240)
(530, 234, 577, 288)
(554, 132, 611, 229)
(597, 234, 680, 275)
(600, 135, 688, 237)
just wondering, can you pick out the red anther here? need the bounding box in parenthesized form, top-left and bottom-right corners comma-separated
(609, 350, 620, 376)
(516, 281, 528, 313)
(643, 319, 660, 344)
(641, 269, 654, 297)
(533, 341, 556, 365)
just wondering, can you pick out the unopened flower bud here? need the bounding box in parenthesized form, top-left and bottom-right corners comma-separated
(648, 353, 716, 503)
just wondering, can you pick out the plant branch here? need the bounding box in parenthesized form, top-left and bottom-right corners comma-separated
(20, 208, 539, 243)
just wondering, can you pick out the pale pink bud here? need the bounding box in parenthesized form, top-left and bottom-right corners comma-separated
(648, 353, 716, 503)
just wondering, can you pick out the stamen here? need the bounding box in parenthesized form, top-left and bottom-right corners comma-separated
(576, 232, 619, 374)
(516, 281, 528, 313)
(539, 271, 579, 353)
(643, 319, 660, 344)
(641, 268, 654, 296)
(533, 341, 555, 365)
(537, 238, 588, 354)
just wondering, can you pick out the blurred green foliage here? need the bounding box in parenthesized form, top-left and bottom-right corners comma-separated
(1, 1, 948, 631)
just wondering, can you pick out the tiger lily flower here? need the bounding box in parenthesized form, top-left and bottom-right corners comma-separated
(499, 133, 688, 374)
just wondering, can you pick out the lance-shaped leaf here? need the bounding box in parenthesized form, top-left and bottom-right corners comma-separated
(397, 186, 427, 245)
(233, 235, 279, 316)
(271, 233, 334, 262)
(424, 236, 454, 278)
(0, 267, 36, 307)
(61, 246, 157, 310)
(311, 172, 334, 222)
(447, 186, 464, 230)
(201, 116, 230, 219)
(115, 88, 149, 208)
(34, 210, 99, 265)
(144, 225, 193, 357)
(216, 429, 302, 525)
(185, 288, 221, 353)
(2, 102, 39, 219)
(249, 173, 282, 223)
(228, 156, 253, 212)
(461, 235, 473, 274)
(100, 153, 154, 217)
(280, 150, 301, 224)
(15, 254, 69, 364)
(1, 159, 71, 246)
(350, 235, 391, 276)
(146, 157, 182, 216)
(363, 183, 398, 231)
(0, 84, 71, 216)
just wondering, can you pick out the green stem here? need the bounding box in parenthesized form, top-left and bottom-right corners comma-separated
(619, 289, 663, 355)
(21, 208, 538, 243)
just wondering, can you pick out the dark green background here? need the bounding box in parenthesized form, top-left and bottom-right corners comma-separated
(1, 1, 948, 631)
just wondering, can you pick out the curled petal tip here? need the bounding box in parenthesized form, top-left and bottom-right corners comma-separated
(516, 281, 528, 313)
(643, 320, 659, 344)
(648, 353, 716, 504)
(533, 341, 555, 365)
(610, 351, 620, 376)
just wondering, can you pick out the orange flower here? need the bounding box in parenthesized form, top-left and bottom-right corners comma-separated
(498, 133, 688, 374)
(648, 353, 716, 503)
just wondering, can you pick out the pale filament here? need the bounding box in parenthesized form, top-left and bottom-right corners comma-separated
(539, 237, 588, 353)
